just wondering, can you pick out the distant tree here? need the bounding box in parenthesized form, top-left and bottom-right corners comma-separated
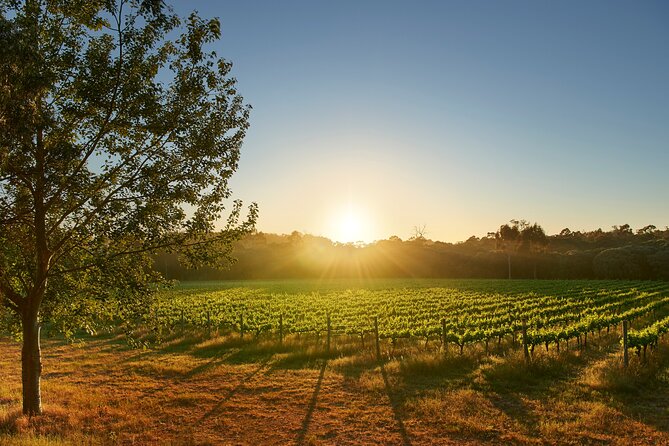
(410, 224, 428, 241)
(613, 224, 633, 235)
(637, 225, 657, 235)
(559, 228, 572, 237)
(0, 0, 257, 415)
(496, 222, 521, 279)
(520, 223, 548, 279)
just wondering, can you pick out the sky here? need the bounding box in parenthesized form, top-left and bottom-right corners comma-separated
(172, 1, 669, 243)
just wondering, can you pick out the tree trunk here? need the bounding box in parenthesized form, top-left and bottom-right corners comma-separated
(22, 313, 42, 415)
(507, 253, 512, 279)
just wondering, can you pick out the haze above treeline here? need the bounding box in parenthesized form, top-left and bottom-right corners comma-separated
(155, 222, 669, 281)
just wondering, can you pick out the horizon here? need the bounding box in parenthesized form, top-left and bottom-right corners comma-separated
(172, 1, 668, 244)
(248, 221, 664, 246)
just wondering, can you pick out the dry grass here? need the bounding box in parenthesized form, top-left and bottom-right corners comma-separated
(1, 331, 669, 445)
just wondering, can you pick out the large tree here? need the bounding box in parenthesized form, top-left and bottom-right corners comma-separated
(0, 0, 257, 415)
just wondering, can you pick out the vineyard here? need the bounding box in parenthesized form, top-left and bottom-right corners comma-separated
(147, 279, 669, 362)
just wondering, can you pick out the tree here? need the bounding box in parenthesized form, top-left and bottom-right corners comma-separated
(520, 222, 548, 279)
(613, 224, 633, 236)
(559, 228, 572, 237)
(410, 224, 428, 241)
(0, 0, 257, 415)
(496, 221, 520, 279)
(637, 225, 657, 235)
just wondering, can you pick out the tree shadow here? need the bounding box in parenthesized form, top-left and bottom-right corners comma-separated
(486, 391, 542, 440)
(183, 350, 240, 378)
(198, 356, 274, 422)
(296, 359, 326, 445)
(380, 364, 412, 446)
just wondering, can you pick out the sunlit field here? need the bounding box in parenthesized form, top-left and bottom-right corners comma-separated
(3, 279, 669, 445)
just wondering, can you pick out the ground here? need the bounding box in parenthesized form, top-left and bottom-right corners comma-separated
(1, 329, 669, 445)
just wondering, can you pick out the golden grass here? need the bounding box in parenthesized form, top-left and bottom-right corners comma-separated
(1, 331, 669, 445)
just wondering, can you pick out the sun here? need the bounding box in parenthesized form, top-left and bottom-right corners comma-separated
(332, 206, 371, 243)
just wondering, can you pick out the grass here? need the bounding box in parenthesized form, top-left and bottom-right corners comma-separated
(2, 325, 669, 445)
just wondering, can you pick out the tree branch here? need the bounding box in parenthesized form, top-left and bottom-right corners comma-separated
(0, 278, 24, 311)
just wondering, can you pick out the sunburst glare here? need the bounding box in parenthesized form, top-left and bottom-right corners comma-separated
(330, 205, 373, 243)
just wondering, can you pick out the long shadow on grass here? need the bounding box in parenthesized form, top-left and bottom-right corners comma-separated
(296, 360, 327, 446)
(183, 350, 241, 378)
(199, 356, 274, 422)
(380, 364, 412, 446)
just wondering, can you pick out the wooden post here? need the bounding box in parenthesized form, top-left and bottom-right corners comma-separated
(326, 313, 331, 354)
(441, 319, 447, 353)
(180, 310, 185, 331)
(240, 313, 244, 339)
(374, 316, 381, 361)
(279, 314, 283, 345)
(206, 310, 211, 334)
(522, 320, 529, 363)
(623, 320, 629, 368)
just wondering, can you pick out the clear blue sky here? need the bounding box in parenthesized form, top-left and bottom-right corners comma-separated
(173, 0, 669, 243)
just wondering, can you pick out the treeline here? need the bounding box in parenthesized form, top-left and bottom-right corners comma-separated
(154, 223, 669, 281)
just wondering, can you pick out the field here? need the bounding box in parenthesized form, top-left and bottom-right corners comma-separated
(2, 279, 669, 445)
